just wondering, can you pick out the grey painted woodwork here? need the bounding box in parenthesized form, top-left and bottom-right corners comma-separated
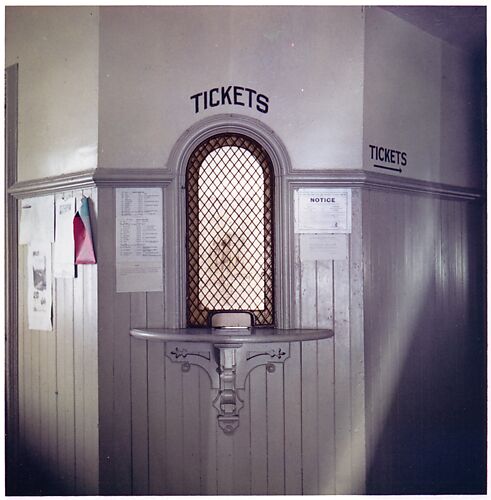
(16, 188, 99, 495)
(5, 64, 19, 488)
(95, 182, 365, 495)
(133, 328, 332, 435)
(362, 188, 485, 493)
(12, 170, 484, 495)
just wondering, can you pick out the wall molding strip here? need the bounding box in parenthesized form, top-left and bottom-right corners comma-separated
(93, 168, 174, 187)
(286, 169, 484, 201)
(8, 169, 98, 198)
(8, 167, 483, 201)
(8, 168, 174, 198)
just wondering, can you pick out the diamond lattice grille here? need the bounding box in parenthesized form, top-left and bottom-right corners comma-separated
(186, 134, 274, 326)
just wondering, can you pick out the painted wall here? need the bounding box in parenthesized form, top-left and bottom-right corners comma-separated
(5, 7, 99, 182)
(98, 6, 365, 171)
(363, 7, 483, 189)
(440, 42, 485, 187)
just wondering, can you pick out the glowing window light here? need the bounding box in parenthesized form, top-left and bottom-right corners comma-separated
(186, 135, 274, 326)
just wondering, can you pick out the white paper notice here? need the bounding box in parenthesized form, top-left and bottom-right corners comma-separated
(300, 233, 348, 261)
(295, 189, 351, 233)
(27, 242, 53, 331)
(19, 195, 55, 244)
(116, 188, 163, 293)
(54, 197, 76, 278)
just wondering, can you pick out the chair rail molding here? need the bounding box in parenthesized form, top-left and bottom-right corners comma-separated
(7, 166, 483, 201)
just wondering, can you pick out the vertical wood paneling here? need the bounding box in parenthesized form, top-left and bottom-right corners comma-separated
(97, 187, 115, 495)
(363, 188, 485, 494)
(14, 181, 483, 497)
(291, 188, 352, 495)
(53, 190, 75, 492)
(249, 366, 267, 494)
(98, 183, 136, 496)
(73, 191, 86, 493)
(59, 249, 76, 492)
(317, 338, 335, 494)
(17, 245, 25, 452)
(40, 182, 358, 497)
(164, 358, 184, 494)
(300, 260, 317, 329)
(199, 370, 218, 495)
(130, 293, 149, 494)
(216, 413, 234, 495)
(146, 293, 166, 494)
(317, 260, 333, 328)
(48, 228, 59, 482)
(301, 340, 318, 494)
(292, 233, 302, 328)
(46, 323, 58, 478)
(112, 291, 132, 494)
(317, 261, 335, 494)
(147, 342, 166, 494)
(455, 201, 465, 332)
(232, 378, 251, 495)
(333, 257, 352, 493)
(349, 189, 366, 493)
(17, 188, 99, 495)
(31, 325, 41, 465)
(39, 330, 49, 472)
(266, 363, 285, 494)
(82, 188, 99, 494)
(283, 340, 302, 494)
(182, 364, 201, 495)
(55, 273, 67, 484)
(25, 263, 36, 459)
(18, 245, 27, 453)
(299, 251, 320, 494)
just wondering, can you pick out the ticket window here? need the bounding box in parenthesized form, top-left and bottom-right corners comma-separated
(185, 133, 275, 327)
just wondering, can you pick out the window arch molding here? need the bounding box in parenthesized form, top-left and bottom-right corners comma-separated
(167, 114, 292, 328)
(169, 114, 291, 179)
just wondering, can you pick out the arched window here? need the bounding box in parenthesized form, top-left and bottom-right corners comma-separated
(186, 134, 274, 327)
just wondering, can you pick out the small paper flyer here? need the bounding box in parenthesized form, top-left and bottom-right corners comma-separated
(19, 195, 55, 244)
(53, 197, 76, 278)
(27, 242, 53, 331)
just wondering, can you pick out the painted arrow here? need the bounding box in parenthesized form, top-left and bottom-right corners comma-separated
(373, 163, 402, 173)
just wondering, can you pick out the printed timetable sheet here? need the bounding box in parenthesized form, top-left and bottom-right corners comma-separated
(116, 188, 163, 292)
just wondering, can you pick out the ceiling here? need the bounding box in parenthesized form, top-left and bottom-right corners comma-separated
(382, 6, 486, 55)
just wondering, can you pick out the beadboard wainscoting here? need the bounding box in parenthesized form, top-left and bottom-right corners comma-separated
(97, 184, 365, 495)
(362, 188, 485, 494)
(10, 169, 484, 495)
(17, 187, 99, 495)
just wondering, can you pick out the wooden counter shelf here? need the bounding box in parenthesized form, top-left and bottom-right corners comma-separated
(130, 327, 333, 344)
(130, 327, 333, 434)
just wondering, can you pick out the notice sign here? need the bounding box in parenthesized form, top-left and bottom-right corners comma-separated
(295, 189, 351, 233)
(116, 188, 163, 293)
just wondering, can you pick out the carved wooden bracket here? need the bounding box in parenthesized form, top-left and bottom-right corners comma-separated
(165, 341, 291, 434)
